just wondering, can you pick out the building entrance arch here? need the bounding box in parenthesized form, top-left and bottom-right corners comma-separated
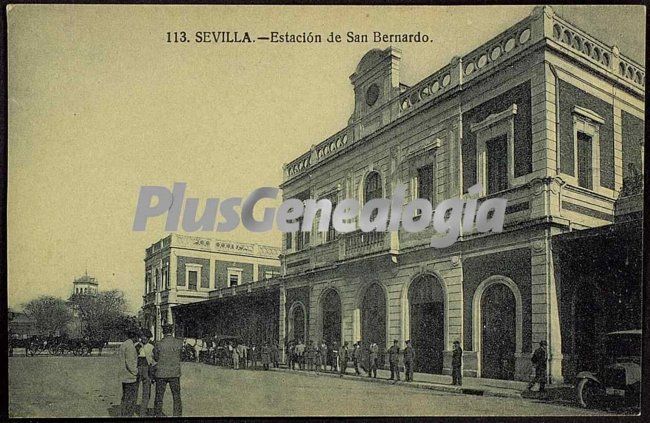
(288, 302, 307, 344)
(361, 283, 386, 363)
(408, 274, 445, 374)
(320, 289, 342, 345)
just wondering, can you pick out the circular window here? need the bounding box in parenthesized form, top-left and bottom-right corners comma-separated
(366, 83, 380, 106)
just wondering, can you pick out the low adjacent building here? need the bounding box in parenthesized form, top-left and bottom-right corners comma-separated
(552, 179, 643, 381)
(141, 234, 281, 340)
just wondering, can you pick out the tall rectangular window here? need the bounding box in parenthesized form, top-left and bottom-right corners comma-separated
(285, 232, 292, 250)
(577, 132, 593, 190)
(417, 164, 434, 203)
(486, 135, 508, 194)
(296, 218, 310, 250)
(188, 270, 198, 291)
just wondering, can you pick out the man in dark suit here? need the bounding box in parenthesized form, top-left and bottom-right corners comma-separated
(339, 341, 349, 377)
(153, 324, 184, 417)
(388, 340, 401, 381)
(367, 342, 379, 378)
(528, 340, 548, 393)
(403, 340, 415, 382)
(451, 340, 463, 386)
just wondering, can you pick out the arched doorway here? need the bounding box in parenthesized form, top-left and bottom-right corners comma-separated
(288, 302, 306, 344)
(481, 283, 516, 380)
(409, 274, 445, 374)
(321, 289, 341, 345)
(361, 283, 386, 362)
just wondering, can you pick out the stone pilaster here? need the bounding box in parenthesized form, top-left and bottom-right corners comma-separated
(279, 284, 286, 363)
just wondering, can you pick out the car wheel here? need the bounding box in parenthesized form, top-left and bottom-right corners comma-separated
(577, 378, 602, 408)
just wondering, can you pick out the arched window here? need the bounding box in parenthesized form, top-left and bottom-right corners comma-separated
(364, 171, 382, 203)
(364, 171, 382, 220)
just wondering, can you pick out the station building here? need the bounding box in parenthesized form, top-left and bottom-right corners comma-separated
(278, 5, 644, 383)
(141, 234, 281, 340)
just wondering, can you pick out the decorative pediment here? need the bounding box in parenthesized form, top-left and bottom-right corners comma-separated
(470, 104, 518, 133)
(572, 105, 605, 125)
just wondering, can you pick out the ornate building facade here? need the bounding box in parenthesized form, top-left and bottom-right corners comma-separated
(278, 5, 644, 383)
(142, 234, 281, 340)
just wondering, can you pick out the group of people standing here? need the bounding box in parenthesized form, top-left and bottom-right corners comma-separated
(231, 341, 280, 370)
(284, 338, 467, 386)
(119, 325, 183, 417)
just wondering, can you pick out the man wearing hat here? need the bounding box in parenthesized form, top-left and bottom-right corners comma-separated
(153, 324, 184, 416)
(451, 340, 463, 386)
(403, 340, 415, 382)
(367, 342, 379, 378)
(387, 340, 401, 381)
(339, 341, 350, 376)
(119, 329, 140, 416)
(528, 340, 548, 393)
(137, 329, 156, 416)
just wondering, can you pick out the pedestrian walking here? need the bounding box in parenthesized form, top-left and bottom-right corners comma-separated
(119, 329, 140, 417)
(314, 343, 322, 372)
(388, 340, 401, 381)
(305, 340, 315, 371)
(295, 339, 305, 370)
(319, 342, 328, 372)
(232, 342, 240, 370)
(404, 340, 415, 382)
(261, 342, 271, 370)
(271, 341, 280, 369)
(236, 343, 247, 369)
(527, 340, 548, 393)
(339, 341, 349, 377)
(153, 324, 183, 417)
(194, 339, 202, 363)
(287, 341, 296, 370)
(330, 342, 339, 373)
(353, 343, 362, 375)
(250, 344, 258, 369)
(368, 342, 378, 378)
(137, 329, 156, 416)
(451, 340, 463, 386)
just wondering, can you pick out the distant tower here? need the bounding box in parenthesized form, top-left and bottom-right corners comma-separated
(72, 270, 99, 295)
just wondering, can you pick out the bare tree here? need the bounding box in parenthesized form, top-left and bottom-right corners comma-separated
(22, 296, 72, 336)
(68, 289, 131, 340)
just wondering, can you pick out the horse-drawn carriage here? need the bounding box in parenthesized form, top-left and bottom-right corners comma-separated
(9, 334, 107, 356)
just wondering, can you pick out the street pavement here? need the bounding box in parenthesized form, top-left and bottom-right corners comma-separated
(8, 355, 616, 417)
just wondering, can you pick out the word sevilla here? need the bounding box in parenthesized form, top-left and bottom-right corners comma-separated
(133, 183, 507, 249)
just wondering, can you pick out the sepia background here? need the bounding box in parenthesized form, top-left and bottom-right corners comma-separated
(7, 4, 645, 313)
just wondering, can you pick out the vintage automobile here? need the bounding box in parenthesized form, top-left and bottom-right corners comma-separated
(575, 329, 641, 409)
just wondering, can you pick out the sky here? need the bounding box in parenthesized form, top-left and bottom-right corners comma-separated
(7, 5, 645, 313)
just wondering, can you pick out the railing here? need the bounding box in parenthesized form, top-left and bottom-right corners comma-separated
(283, 230, 392, 274)
(397, 62, 457, 114)
(550, 12, 644, 88)
(341, 230, 390, 260)
(461, 18, 533, 84)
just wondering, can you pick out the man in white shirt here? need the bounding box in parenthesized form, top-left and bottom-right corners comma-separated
(137, 329, 156, 416)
